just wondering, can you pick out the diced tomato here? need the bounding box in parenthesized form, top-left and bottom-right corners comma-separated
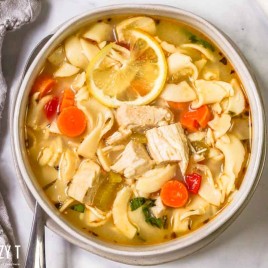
(44, 97, 59, 121)
(185, 173, 202, 194)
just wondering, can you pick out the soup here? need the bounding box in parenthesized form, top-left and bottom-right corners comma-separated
(25, 16, 251, 245)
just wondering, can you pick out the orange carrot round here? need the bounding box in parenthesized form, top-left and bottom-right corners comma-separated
(160, 179, 189, 208)
(57, 106, 87, 137)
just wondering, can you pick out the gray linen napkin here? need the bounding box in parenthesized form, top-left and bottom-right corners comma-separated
(0, 0, 41, 266)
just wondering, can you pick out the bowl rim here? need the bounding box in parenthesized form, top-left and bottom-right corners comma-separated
(10, 4, 266, 264)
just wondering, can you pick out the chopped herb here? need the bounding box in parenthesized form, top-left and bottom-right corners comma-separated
(43, 179, 57, 191)
(188, 34, 215, 51)
(71, 204, 85, 213)
(142, 206, 167, 229)
(188, 222, 192, 230)
(188, 219, 192, 230)
(130, 197, 147, 211)
(92, 232, 98, 237)
(171, 232, 177, 239)
(54, 202, 62, 209)
(130, 197, 167, 229)
(88, 230, 99, 237)
(219, 57, 227, 65)
(146, 199, 156, 207)
(54, 165, 59, 171)
(137, 233, 146, 242)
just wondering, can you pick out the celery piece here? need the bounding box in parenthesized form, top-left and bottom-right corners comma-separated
(191, 141, 209, 156)
(84, 173, 106, 206)
(130, 133, 147, 144)
(109, 171, 122, 183)
(93, 177, 121, 211)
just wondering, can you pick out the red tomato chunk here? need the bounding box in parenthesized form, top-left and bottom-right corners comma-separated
(185, 173, 202, 194)
(44, 97, 59, 121)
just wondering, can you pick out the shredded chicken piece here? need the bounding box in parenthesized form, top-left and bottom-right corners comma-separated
(116, 105, 173, 131)
(146, 123, 189, 174)
(111, 140, 153, 178)
(151, 196, 166, 218)
(68, 160, 100, 203)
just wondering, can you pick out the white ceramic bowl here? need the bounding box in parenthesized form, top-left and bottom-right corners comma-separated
(11, 4, 266, 265)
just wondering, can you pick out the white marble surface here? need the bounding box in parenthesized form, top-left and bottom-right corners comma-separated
(1, 0, 268, 267)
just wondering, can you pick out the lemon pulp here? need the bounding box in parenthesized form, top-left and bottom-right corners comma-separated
(87, 29, 167, 107)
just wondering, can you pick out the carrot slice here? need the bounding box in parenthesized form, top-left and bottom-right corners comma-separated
(57, 106, 87, 137)
(160, 179, 189, 208)
(180, 114, 199, 132)
(60, 89, 75, 112)
(167, 101, 189, 111)
(195, 105, 212, 128)
(180, 105, 212, 131)
(31, 74, 56, 99)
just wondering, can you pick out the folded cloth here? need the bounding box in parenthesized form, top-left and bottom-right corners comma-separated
(0, 192, 14, 267)
(0, 0, 41, 266)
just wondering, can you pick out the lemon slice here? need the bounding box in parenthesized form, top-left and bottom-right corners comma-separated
(87, 29, 167, 107)
(116, 16, 156, 41)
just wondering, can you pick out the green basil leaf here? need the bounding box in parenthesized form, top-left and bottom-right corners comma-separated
(142, 206, 167, 229)
(145, 199, 156, 208)
(189, 34, 215, 52)
(130, 197, 147, 211)
(130, 198, 167, 229)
